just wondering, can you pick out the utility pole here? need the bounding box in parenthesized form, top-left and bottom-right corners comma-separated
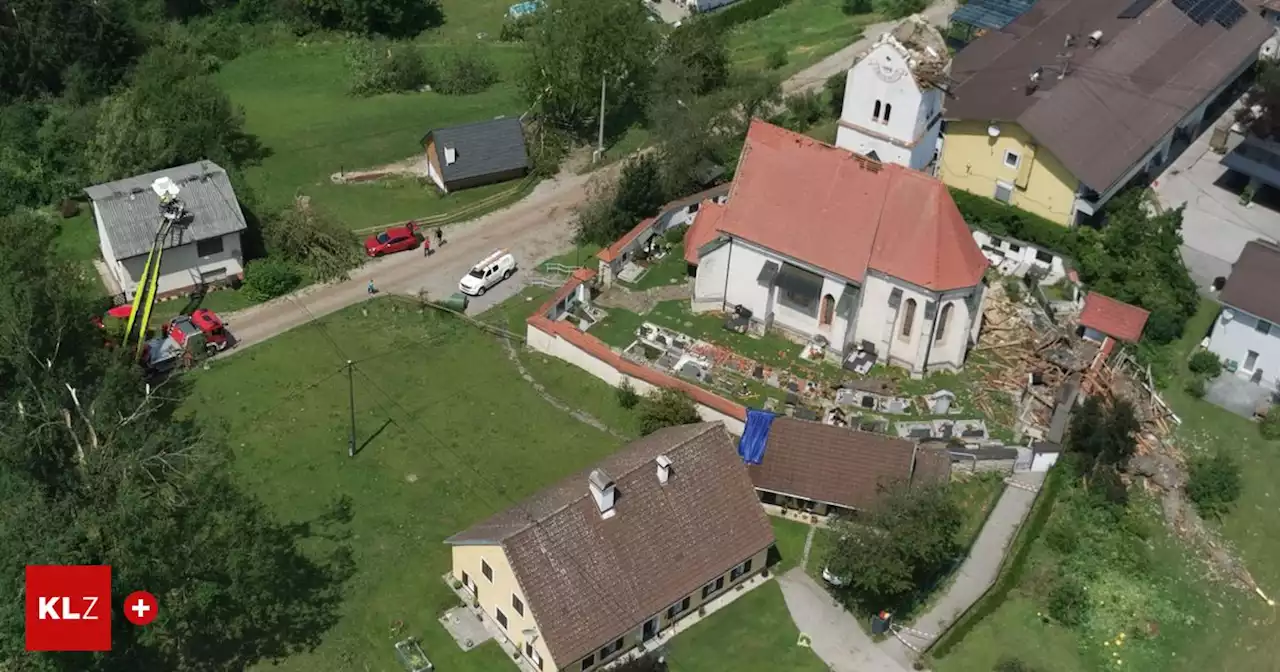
(346, 360, 356, 458)
(595, 74, 607, 162)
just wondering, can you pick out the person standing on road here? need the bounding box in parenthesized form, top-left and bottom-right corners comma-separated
(422, 237, 432, 257)
(435, 227, 444, 246)
(367, 279, 376, 295)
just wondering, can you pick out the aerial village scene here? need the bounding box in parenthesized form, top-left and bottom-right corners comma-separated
(6, 0, 1280, 671)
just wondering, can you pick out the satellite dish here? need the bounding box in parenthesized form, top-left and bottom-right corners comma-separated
(987, 124, 1001, 138)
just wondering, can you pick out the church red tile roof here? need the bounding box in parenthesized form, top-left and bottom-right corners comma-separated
(686, 120, 987, 291)
(1079, 292, 1149, 343)
(684, 200, 726, 265)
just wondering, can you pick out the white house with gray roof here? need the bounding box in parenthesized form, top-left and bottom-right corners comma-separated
(420, 118, 530, 193)
(85, 161, 248, 300)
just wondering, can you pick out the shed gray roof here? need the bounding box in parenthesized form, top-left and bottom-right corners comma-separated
(84, 161, 248, 260)
(425, 118, 530, 184)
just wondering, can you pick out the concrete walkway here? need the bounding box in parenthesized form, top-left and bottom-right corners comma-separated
(782, 0, 959, 95)
(877, 471, 1047, 669)
(777, 569, 905, 672)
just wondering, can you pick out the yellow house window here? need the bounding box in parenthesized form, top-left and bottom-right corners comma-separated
(481, 559, 493, 582)
(1003, 150, 1021, 169)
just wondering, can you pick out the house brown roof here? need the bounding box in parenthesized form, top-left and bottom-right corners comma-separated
(1221, 239, 1280, 324)
(747, 418, 946, 511)
(446, 423, 773, 667)
(688, 120, 988, 291)
(946, 0, 1272, 192)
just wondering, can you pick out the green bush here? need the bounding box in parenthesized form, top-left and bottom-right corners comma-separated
(1188, 350, 1223, 378)
(434, 49, 500, 95)
(1002, 276, 1024, 303)
(616, 380, 640, 409)
(842, 0, 873, 14)
(664, 226, 687, 245)
(782, 90, 824, 131)
(949, 187, 1078, 257)
(1184, 377, 1206, 399)
(637, 388, 701, 436)
(993, 658, 1040, 672)
(873, 0, 927, 19)
(1261, 410, 1280, 440)
(243, 258, 303, 301)
(347, 40, 429, 96)
(824, 72, 846, 118)
(1187, 452, 1243, 519)
(704, 0, 793, 30)
(766, 45, 789, 70)
(1044, 522, 1078, 555)
(1047, 576, 1089, 627)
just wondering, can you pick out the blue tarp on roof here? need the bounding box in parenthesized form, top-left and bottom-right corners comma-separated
(738, 409, 776, 465)
(950, 0, 1037, 30)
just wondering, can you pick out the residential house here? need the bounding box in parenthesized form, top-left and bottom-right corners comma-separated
(85, 161, 248, 300)
(684, 120, 990, 376)
(739, 414, 951, 517)
(686, 0, 738, 12)
(1079, 291, 1150, 348)
(421, 118, 530, 193)
(445, 423, 775, 672)
(940, 0, 1272, 225)
(835, 15, 949, 172)
(947, 0, 1038, 46)
(596, 185, 730, 286)
(1208, 239, 1280, 387)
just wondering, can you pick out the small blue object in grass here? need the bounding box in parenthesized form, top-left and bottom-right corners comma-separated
(508, 1, 541, 18)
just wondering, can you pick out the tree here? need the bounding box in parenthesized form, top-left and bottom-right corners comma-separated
(649, 95, 736, 199)
(843, 0, 873, 14)
(521, 0, 659, 136)
(654, 21, 730, 99)
(0, 210, 352, 671)
(347, 39, 430, 96)
(1066, 396, 1139, 488)
(1186, 452, 1243, 519)
(1074, 190, 1198, 344)
(0, 0, 141, 103)
(823, 483, 963, 610)
(636, 388, 702, 436)
(294, 0, 444, 38)
(89, 51, 265, 183)
(825, 72, 847, 118)
(434, 49, 500, 96)
(574, 155, 666, 246)
(261, 201, 364, 282)
(1238, 59, 1280, 140)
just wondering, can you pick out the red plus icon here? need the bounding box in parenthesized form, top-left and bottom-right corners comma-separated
(123, 591, 158, 626)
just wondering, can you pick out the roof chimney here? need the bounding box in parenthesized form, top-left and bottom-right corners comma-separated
(588, 468, 616, 518)
(445, 147, 457, 165)
(1088, 30, 1103, 48)
(655, 455, 672, 485)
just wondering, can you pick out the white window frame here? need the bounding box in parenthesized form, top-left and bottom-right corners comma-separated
(1256, 319, 1272, 336)
(1003, 150, 1021, 169)
(994, 181, 1015, 203)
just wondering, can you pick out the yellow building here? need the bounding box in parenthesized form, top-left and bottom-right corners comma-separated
(445, 423, 775, 672)
(938, 0, 1269, 226)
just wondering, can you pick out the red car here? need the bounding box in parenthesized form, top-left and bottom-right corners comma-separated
(364, 222, 421, 257)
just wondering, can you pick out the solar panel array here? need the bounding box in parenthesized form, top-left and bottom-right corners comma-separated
(1172, 0, 1248, 28)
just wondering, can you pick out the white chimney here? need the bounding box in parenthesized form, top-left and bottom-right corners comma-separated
(656, 455, 672, 485)
(588, 468, 616, 518)
(1088, 30, 1103, 48)
(445, 147, 457, 165)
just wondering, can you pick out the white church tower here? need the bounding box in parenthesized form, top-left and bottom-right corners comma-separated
(835, 15, 950, 172)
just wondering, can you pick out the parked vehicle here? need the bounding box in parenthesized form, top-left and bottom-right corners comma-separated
(458, 249, 516, 296)
(142, 309, 232, 374)
(364, 222, 421, 257)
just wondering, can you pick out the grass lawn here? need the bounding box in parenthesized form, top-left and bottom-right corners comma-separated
(536, 244, 600, 272)
(666, 582, 827, 672)
(727, 0, 880, 80)
(217, 0, 529, 229)
(182, 298, 627, 671)
(768, 516, 813, 573)
(623, 250, 691, 291)
(55, 209, 101, 265)
(951, 473, 1006, 549)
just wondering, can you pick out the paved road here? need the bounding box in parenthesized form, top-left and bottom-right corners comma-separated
(777, 569, 905, 672)
(878, 471, 1046, 669)
(782, 0, 959, 96)
(221, 167, 607, 354)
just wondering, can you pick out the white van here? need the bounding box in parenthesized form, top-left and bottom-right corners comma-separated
(459, 249, 517, 296)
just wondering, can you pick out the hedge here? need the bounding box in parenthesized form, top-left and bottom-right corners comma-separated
(927, 466, 1065, 659)
(949, 187, 1081, 260)
(703, 0, 793, 30)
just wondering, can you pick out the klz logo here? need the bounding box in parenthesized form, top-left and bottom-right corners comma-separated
(26, 565, 112, 651)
